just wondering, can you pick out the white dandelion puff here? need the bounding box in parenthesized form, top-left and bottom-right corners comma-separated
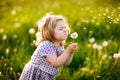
(2, 34, 7, 40)
(10, 67, 13, 71)
(89, 37, 95, 43)
(13, 34, 18, 39)
(5, 48, 9, 54)
(102, 41, 108, 47)
(15, 23, 20, 28)
(92, 43, 98, 49)
(97, 45, 103, 50)
(29, 28, 35, 34)
(70, 32, 78, 39)
(102, 54, 108, 59)
(118, 53, 120, 58)
(0, 72, 2, 75)
(113, 53, 120, 59)
(11, 9, 16, 15)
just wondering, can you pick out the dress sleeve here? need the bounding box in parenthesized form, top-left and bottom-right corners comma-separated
(37, 41, 56, 57)
(57, 45, 64, 56)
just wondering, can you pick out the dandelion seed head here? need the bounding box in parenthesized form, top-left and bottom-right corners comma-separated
(13, 34, 18, 39)
(11, 9, 16, 15)
(116, 18, 119, 21)
(93, 16, 97, 19)
(113, 53, 119, 59)
(103, 13, 106, 16)
(1, 56, 4, 59)
(105, 8, 109, 13)
(89, 37, 95, 43)
(13, 48, 17, 53)
(70, 32, 78, 39)
(4, 64, 7, 66)
(10, 67, 13, 71)
(97, 45, 103, 50)
(29, 28, 35, 34)
(118, 53, 120, 58)
(107, 16, 111, 18)
(98, 13, 101, 16)
(0, 72, 2, 75)
(83, 27, 86, 30)
(92, 43, 98, 49)
(102, 41, 108, 47)
(89, 30, 93, 34)
(17, 72, 21, 76)
(2, 34, 7, 40)
(5, 48, 9, 54)
(85, 57, 89, 61)
(102, 54, 108, 59)
(91, 19, 95, 23)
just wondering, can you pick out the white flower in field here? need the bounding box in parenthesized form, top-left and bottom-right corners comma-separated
(5, 48, 9, 54)
(92, 43, 98, 49)
(0, 72, 2, 75)
(4, 64, 7, 66)
(70, 32, 78, 39)
(17, 72, 21, 76)
(81, 67, 89, 72)
(89, 37, 95, 43)
(102, 41, 108, 47)
(1, 56, 4, 59)
(11, 9, 16, 15)
(102, 54, 108, 59)
(85, 57, 89, 61)
(13, 48, 17, 53)
(116, 18, 119, 21)
(83, 27, 86, 30)
(103, 13, 106, 16)
(118, 53, 120, 58)
(10, 67, 13, 71)
(13, 34, 18, 39)
(97, 45, 103, 50)
(29, 28, 35, 34)
(2, 34, 7, 40)
(15, 23, 20, 28)
(113, 53, 120, 59)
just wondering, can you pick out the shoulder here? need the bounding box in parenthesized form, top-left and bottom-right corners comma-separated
(37, 40, 54, 49)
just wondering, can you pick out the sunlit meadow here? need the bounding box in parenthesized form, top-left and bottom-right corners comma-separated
(0, 0, 120, 80)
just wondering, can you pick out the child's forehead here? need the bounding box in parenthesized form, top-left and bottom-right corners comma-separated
(55, 20, 67, 27)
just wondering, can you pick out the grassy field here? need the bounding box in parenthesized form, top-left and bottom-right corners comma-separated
(0, 0, 120, 80)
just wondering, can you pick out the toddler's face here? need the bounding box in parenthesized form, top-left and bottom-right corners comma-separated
(54, 20, 68, 41)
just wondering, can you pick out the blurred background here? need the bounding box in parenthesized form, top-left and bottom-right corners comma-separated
(0, 0, 120, 80)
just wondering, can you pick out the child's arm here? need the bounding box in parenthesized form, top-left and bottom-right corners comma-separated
(46, 43, 78, 67)
(64, 43, 78, 66)
(63, 53, 74, 66)
(46, 48, 70, 67)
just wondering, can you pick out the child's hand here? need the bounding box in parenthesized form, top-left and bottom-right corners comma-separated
(66, 42, 78, 54)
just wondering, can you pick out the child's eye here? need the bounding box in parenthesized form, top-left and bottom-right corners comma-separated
(59, 29, 63, 30)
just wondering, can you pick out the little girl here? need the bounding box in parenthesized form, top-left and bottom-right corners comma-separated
(19, 13, 78, 80)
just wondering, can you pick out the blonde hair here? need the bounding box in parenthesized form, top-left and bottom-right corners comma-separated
(34, 13, 70, 47)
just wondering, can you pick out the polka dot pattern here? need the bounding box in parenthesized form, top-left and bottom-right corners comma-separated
(19, 40, 64, 80)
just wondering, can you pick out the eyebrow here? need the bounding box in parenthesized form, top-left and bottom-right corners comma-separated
(58, 26, 66, 28)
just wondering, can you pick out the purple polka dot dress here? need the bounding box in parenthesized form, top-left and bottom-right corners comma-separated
(19, 40, 64, 80)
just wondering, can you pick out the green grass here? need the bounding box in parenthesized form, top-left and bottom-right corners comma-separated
(0, 0, 120, 80)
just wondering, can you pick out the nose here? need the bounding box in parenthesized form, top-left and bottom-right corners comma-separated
(63, 28, 68, 32)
